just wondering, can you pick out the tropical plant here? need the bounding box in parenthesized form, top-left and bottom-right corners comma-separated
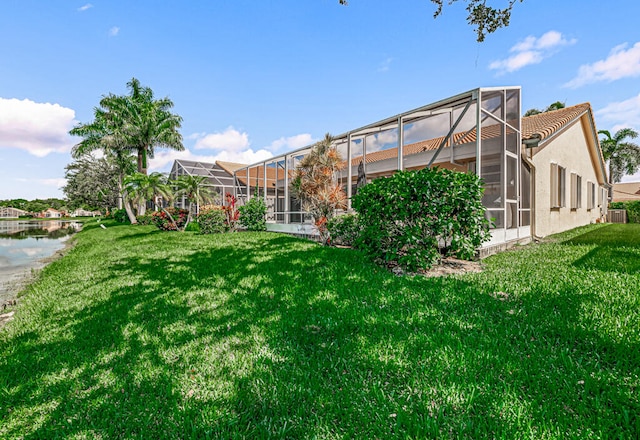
(224, 193, 240, 232)
(174, 174, 215, 228)
(114, 78, 184, 175)
(238, 196, 267, 231)
(598, 128, 640, 184)
(290, 133, 348, 245)
(69, 78, 184, 221)
(69, 97, 138, 222)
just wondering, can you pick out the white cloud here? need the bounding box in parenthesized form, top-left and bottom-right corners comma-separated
(490, 30, 577, 75)
(77, 3, 93, 12)
(149, 148, 272, 171)
(378, 57, 393, 73)
(267, 133, 314, 152)
(192, 126, 250, 151)
(109, 26, 120, 37)
(0, 98, 77, 157)
(596, 93, 640, 133)
(564, 42, 640, 88)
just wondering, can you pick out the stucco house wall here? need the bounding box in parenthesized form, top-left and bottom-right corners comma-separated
(529, 114, 606, 237)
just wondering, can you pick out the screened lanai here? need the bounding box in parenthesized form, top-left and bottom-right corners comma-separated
(234, 87, 530, 247)
(169, 159, 246, 209)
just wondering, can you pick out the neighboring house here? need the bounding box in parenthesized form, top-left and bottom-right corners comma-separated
(42, 208, 64, 218)
(612, 182, 640, 203)
(71, 208, 101, 217)
(232, 87, 609, 252)
(169, 159, 246, 209)
(0, 206, 27, 218)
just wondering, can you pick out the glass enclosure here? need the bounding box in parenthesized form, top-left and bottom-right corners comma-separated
(234, 87, 529, 245)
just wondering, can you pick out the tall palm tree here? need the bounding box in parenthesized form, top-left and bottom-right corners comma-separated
(117, 78, 184, 175)
(598, 128, 640, 184)
(174, 174, 214, 227)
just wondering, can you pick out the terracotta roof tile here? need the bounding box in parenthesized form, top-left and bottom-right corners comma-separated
(521, 103, 591, 143)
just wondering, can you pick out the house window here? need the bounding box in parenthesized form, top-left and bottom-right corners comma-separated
(571, 173, 582, 209)
(587, 181, 596, 210)
(550, 163, 566, 208)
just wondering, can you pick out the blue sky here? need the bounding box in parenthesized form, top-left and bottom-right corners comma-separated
(2, 0, 640, 200)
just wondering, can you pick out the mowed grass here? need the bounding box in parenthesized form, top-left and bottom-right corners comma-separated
(0, 221, 638, 439)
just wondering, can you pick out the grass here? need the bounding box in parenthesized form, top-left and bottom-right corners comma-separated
(0, 220, 638, 439)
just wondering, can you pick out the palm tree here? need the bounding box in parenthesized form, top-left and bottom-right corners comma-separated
(124, 172, 174, 215)
(70, 102, 138, 222)
(117, 78, 184, 175)
(174, 175, 214, 228)
(598, 128, 640, 184)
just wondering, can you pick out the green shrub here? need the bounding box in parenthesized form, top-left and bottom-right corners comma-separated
(151, 208, 189, 231)
(197, 208, 227, 234)
(110, 209, 130, 224)
(610, 200, 640, 223)
(238, 197, 267, 231)
(352, 167, 491, 271)
(327, 213, 361, 246)
(136, 214, 154, 225)
(184, 221, 200, 232)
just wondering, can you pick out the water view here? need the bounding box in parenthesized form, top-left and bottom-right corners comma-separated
(0, 220, 81, 303)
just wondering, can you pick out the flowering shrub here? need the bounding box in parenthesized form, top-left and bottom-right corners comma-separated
(151, 208, 189, 231)
(197, 207, 227, 234)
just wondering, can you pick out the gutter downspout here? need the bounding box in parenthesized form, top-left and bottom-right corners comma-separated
(523, 135, 540, 241)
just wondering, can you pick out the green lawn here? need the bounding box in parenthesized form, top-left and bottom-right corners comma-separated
(1, 221, 638, 439)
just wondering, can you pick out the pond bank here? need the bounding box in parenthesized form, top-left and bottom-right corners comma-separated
(0, 235, 77, 328)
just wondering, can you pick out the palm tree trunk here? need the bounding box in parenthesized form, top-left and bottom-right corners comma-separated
(123, 191, 138, 224)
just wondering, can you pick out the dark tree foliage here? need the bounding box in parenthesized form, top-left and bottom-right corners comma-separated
(339, 0, 524, 42)
(0, 198, 67, 213)
(63, 154, 120, 210)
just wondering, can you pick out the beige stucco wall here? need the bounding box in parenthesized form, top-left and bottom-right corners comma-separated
(531, 118, 605, 237)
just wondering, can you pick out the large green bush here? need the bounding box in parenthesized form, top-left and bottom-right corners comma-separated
(238, 197, 267, 231)
(352, 167, 490, 271)
(609, 200, 640, 223)
(108, 208, 130, 224)
(197, 208, 228, 234)
(327, 213, 361, 246)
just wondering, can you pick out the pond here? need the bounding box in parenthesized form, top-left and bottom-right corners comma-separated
(0, 220, 82, 304)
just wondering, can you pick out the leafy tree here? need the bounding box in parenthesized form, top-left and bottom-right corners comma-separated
(339, 0, 523, 42)
(524, 101, 565, 117)
(598, 128, 640, 184)
(63, 154, 121, 211)
(290, 133, 347, 245)
(238, 195, 267, 231)
(174, 174, 215, 228)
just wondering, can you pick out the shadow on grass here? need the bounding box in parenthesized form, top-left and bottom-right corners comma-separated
(1, 229, 638, 438)
(563, 223, 640, 273)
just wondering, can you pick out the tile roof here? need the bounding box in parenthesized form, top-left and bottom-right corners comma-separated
(345, 103, 595, 167)
(521, 103, 591, 143)
(612, 182, 640, 202)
